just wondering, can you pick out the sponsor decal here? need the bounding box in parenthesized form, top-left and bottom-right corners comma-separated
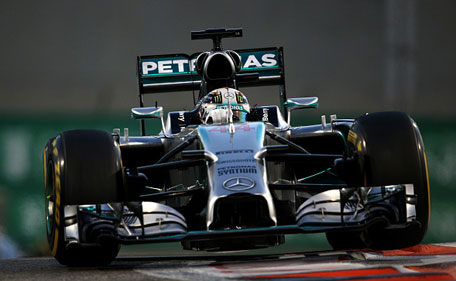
(223, 91, 235, 99)
(357, 140, 362, 152)
(222, 177, 256, 191)
(347, 130, 358, 145)
(215, 104, 246, 111)
(217, 165, 257, 176)
(213, 94, 222, 103)
(141, 50, 278, 76)
(236, 93, 247, 104)
(219, 159, 256, 164)
(239, 51, 278, 69)
(178, 111, 185, 124)
(262, 108, 269, 122)
(216, 149, 253, 155)
(142, 58, 196, 76)
(51, 139, 61, 257)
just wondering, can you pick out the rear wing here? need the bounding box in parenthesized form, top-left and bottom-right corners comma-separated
(137, 47, 286, 105)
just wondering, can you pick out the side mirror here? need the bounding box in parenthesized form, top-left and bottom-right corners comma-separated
(283, 97, 318, 125)
(131, 107, 168, 137)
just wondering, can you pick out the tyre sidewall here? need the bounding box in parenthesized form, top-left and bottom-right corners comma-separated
(348, 112, 429, 249)
(45, 136, 68, 264)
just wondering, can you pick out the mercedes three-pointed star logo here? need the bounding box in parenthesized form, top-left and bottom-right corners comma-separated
(222, 177, 256, 191)
(223, 92, 235, 99)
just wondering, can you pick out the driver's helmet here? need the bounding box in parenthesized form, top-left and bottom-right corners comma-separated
(199, 88, 250, 124)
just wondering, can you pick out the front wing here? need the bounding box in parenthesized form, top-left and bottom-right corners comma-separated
(63, 183, 418, 247)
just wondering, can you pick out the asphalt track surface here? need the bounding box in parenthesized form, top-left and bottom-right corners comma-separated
(2, 243, 456, 281)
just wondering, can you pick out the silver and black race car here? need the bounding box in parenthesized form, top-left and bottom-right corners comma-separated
(43, 28, 430, 266)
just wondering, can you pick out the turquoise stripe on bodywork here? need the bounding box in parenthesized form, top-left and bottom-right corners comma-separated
(256, 122, 265, 144)
(198, 126, 210, 146)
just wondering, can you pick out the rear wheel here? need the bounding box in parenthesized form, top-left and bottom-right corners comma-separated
(44, 130, 124, 265)
(326, 112, 430, 250)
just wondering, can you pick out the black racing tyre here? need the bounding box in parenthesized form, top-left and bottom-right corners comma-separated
(326, 112, 430, 250)
(44, 130, 124, 265)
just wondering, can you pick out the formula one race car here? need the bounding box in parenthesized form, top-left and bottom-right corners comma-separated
(43, 28, 430, 266)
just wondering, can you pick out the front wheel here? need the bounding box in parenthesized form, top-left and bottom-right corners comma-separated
(327, 112, 430, 250)
(44, 130, 124, 265)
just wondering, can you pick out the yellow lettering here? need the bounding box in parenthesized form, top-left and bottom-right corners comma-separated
(55, 177, 61, 216)
(54, 162, 60, 177)
(54, 203, 60, 224)
(43, 149, 47, 187)
(347, 130, 358, 145)
(50, 143, 62, 257)
(52, 166, 61, 257)
(51, 228, 59, 256)
(357, 140, 362, 152)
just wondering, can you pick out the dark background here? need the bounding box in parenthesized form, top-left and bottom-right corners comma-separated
(1, 0, 455, 115)
(0, 0, 455, 257)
